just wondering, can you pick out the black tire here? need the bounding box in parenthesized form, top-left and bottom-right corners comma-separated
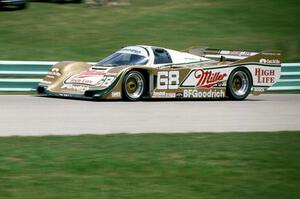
(122, 71, 146, 101)
(226, 68, 252, 100)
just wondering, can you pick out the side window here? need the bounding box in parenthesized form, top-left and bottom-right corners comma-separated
(153, 48, 173, 64)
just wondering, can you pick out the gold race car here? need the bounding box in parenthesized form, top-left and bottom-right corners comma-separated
(37, 45, 282, 100)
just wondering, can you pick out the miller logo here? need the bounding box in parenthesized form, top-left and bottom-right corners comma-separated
(181, 69, 227, 88)
(194, 69, 227, 88)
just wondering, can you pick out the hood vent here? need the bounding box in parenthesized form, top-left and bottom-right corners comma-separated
(92, 66, 108, 70)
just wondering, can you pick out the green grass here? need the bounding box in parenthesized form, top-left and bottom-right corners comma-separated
(0, 132, 299, 198)
(267, 90, 300, 94)
(0, 91, 37, 95)
(0, 0, 299, 62)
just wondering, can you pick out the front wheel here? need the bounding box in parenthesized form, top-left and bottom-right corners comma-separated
(122, 71, 146, 101)
(226, 68, 252, 100)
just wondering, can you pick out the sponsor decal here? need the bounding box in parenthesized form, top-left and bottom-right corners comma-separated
(69, 78, 94, 85)
(184, 57, 198, 61)
(152, 91, 176, 98)
(75, 70, 105, 78)
(58, 93, 72, 97)
(253, 87, 266, 92)
(183, 89, 225, 98)
(176, 92, 183, 98)
(65, 70, 107, 86)
(120, 48, 141, 54)
(117, 46, 148, 57)
(216, 81, 226, 87)
(105, 72, 118, 76)
(259, 59, 280, 64)
(166, 93, 176, 98)
(181, 69, 227, 88)
(152, 91, 166, 98)
(61, 84, 90, 92)
(111, 92, 121, 98)
(255, 68, 275, 84)
(194, 69, 227, 88)
(71, 71, 105, 85)
(220, 50, 255, 56)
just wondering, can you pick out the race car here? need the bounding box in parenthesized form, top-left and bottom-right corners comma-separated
(37, 45, 282, 100)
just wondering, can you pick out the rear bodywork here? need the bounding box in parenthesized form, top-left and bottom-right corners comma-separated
(38, 45, 282, 100)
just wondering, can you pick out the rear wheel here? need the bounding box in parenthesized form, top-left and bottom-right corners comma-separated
(122, 71, 146, 101)
(226, 68, 252, 100)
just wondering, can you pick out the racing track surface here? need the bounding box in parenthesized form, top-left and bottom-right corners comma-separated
(0, 94, 299, 136)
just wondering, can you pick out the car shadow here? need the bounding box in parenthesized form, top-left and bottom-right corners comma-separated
(34, 95, 265, 102)
(0, 7, 24, 11)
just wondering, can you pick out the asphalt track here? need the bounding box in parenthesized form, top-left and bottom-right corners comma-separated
(0, 94, 299, 136)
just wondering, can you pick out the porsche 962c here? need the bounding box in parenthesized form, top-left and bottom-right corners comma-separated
(37, 45, 282, 100)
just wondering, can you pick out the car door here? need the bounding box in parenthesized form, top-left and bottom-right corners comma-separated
(151, 48, 193, 98)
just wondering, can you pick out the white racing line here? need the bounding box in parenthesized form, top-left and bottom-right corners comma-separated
(0, 94, 299, 136)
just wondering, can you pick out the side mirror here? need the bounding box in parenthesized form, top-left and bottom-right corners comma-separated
(220, 56, 226, 62)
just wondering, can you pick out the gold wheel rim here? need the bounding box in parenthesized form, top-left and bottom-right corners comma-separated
(124, 72, 144, 99)
(231, 71, 249, 96)
(126, 78, 137, 94)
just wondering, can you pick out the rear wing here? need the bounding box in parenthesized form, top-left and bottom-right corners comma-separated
(186, 47, 282, 66)
(186, 47, 259, 61)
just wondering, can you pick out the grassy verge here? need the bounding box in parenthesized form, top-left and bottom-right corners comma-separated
(0, 91, 37, 95)
(267, 90, 300, 94)
(0, 0, 299, 62)
(0, 132, 299, 198)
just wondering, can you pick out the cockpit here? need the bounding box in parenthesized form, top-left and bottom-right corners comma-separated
(95, 46, 149, 67)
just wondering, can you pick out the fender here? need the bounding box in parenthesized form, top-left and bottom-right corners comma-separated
(39, 61, 91, 92)
(232, 51, 282, 95)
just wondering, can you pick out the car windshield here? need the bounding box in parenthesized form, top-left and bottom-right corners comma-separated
(95, 47, 149, 67)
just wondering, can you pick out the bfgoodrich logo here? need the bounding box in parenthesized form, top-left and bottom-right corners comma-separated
(183, 89, 225, 98)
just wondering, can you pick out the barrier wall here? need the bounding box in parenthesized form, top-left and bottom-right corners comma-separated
(0, 61, 299, 91)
